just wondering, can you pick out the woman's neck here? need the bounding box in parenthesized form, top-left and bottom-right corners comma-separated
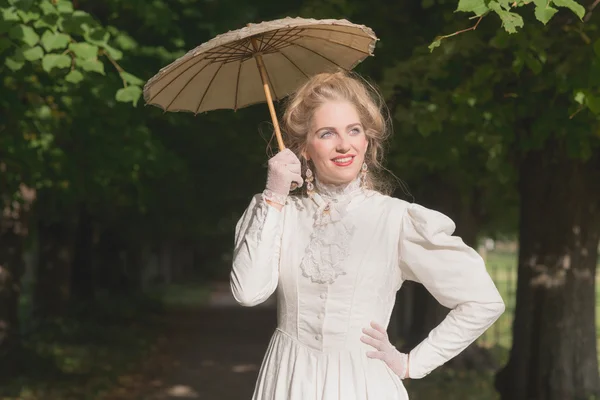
(314, 175, 362, 200)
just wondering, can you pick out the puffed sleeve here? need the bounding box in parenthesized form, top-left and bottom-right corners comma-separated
(398, 203, 505, 379)
(230, 194, 284, 307)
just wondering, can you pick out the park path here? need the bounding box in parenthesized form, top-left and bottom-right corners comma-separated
(100, 283, 276, 400)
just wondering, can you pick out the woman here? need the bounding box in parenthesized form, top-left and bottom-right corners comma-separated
(230, 70, 505, 399)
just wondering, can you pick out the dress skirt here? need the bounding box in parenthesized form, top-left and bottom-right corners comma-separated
(251, 329, 409, 400)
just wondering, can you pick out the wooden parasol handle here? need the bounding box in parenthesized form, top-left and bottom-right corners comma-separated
(250, 37, 286, 152)
(250, 34, 297, 190)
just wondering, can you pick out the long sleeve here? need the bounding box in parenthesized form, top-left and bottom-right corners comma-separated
(230, 194, 285, 307)
(398, 203, 505, 379)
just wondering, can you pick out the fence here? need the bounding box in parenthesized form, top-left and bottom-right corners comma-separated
(476, 250, 600, 353)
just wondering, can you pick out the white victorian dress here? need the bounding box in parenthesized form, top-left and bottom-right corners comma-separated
(230, 178, 505, 400)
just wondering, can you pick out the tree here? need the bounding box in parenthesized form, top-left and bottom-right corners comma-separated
(382, 0, 600, 397)
(0, 0, 143, 366)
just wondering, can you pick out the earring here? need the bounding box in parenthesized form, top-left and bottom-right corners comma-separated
(305, 167, 315, 196)
(360, 162, 368, 187)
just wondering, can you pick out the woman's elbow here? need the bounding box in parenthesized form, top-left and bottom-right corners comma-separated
(229, 276, 272, 307)
(231, 288, 264, 307)
(494, 299, 506, 317)
(484, 298, 506, 322)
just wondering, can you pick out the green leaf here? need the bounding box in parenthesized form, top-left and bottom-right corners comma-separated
(115, 85, 143, 106)
(102, 43, 123, 60)
(121, 72, 144, 86)
(574, 91, 585, 104)
(41, 30, 70, 51)
(456, 0, 489, 16)
(114, 32, 137, 50)
(39, 0, 57, 15)
(11, 0, 35, 11)
(22, 45, 43, 61)
(5, 56, 24, 71)
(65, 69, 83, 83)
(594, 39, 600, 58)
(9, 24, 40, 46)
(0, 17, 13, 34)
(56, 0, 74, 14)
(552, 0, 585, 19)
(16, 9, 40, 23)
(524, 53, 542, 74)
(429, 38, 442, 52)
(422, 0, 435, 9)
(61, 11, 96, 35)
(0, 38, 12, 55)
(512, 52, 524, 74)
(586, 95, 600, 114)
(33, 13, 61, 30)
(69, 42, 98, 59)
(533, 3, 558, 24)
(2, 7, 20, 22)
(85, 27, 110, 45)
(490, 31, 511, 48)
(77, 58, 105, 74)
(42, 53, 71, 72)
(489, 1, 524, 33)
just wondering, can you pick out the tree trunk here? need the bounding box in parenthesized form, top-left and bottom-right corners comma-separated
(0, 184, 35, 374)
(71, 204, 95, 305)
(96, 228, 130, 294)
(495, 144, 600, 400)
(32, 219, 75, 319)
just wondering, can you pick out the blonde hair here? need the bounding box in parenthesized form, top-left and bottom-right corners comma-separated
(280, 70, 393, 195)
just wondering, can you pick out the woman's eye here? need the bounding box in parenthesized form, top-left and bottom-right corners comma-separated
(319, 131, 333, 138)
(350, 127, 362, 135)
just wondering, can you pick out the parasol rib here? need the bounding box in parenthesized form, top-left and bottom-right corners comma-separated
(164, 61, 213, 111)
(261, 57, 279, 100)
(234, 59, 242, 111)
(292, 33, 372, 56)
(278, 49, 309, 79)
(299, 26, 374, 40)
(147, 55, 210, 105)
(195, 62, 224, 114)
(274, 39, 344, 70)
(250, 36, 285, 150)
(258, 29, 281, 52)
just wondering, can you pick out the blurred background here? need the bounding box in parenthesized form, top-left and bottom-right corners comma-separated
(1, 0, 599, 399)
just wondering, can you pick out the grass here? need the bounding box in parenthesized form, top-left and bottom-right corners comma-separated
(5, 283, 214, 400)
(7, 255, 599, 399)
(3, 292, 167, 400)
(147, 282, 211, 308)
(405, 369, 501, 400)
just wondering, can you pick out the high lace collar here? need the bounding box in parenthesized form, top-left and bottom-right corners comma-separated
(314, 176, 363, 203)
(301, 176, 362, 285)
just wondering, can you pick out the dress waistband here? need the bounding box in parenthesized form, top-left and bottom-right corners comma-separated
(274, 328, 371, 355)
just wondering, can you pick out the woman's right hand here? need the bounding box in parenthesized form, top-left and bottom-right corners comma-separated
(263, 148, 304, 206)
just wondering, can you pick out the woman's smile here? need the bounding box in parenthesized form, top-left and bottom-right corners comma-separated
(331, 155, 355, 167)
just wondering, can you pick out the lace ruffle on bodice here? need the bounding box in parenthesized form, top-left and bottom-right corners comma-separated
(299, 178, 363, 284)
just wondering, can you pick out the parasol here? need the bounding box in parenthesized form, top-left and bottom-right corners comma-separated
(143, 17, 378, 151)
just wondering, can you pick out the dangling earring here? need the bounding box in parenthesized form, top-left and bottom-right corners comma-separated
(360, 162, 368, 187)
(305, 166, 315, 196)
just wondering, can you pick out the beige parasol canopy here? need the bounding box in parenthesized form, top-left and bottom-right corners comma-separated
(143, 17, 378, 150)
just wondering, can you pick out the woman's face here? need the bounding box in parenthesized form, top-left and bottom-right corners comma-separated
(303, 100, 368, 185)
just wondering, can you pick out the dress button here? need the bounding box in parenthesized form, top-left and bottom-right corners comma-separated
(317, 313, 324, 320)
(320, 293, 327, 299)
(315, 334, 321, 341)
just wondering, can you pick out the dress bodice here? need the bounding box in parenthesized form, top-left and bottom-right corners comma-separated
(230, 185, 505, 399)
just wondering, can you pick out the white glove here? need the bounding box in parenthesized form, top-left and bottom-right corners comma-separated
(361, 321, 410, 379)
(263, 148, 303, 205)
